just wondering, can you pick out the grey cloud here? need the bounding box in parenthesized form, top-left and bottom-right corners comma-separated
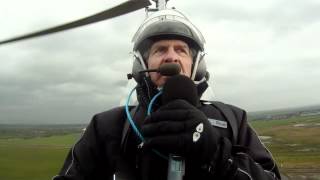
(176, 0, 320, 34)
(210, 55, 320, 111)
(1, 0, 319, 123)
(0, 42, 131, 124)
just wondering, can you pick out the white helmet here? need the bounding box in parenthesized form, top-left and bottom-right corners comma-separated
(131, 9, 208, 83)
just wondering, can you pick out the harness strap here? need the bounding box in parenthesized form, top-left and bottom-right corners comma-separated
(208, 101, 239, 143)
(121, 106, 138, 152)
(115, 106, 139, 180)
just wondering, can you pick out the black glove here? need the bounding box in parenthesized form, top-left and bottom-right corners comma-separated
(141, 99, 221, 165)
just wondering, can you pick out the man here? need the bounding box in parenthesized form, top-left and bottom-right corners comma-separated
(53, 9, 281, 180)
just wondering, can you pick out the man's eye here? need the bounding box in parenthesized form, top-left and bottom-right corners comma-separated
(176, 48, 188, 54)
(155, 48, 165, 54)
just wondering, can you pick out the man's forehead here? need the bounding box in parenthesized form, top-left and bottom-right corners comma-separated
(151, 39, 189, 48)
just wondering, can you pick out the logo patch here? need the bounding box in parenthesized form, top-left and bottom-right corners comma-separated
(208, 118, 228, 128)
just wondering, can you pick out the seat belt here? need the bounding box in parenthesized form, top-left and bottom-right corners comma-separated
(121, 106, 138, 153)
(208, 101, 239, 143)
(115, 106, 139, 180)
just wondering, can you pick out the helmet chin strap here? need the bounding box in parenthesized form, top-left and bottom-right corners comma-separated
(191, 51, 205, 81)
(194, 76, 207, 85)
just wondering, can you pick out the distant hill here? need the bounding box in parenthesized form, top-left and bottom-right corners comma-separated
(1, 104, 320, 124)
(248, 104, 320, 121)
(0, 124, 86, 139)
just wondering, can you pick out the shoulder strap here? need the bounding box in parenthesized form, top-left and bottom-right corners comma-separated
(121, 106, 138, 152)
(208, 101, 239, 143)
(115, 106, 139, 180)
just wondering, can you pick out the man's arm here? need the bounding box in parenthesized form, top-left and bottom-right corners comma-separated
(207, 107, 281, 179)
(236, 108, 280, 179)
(52, 107, 126, 180)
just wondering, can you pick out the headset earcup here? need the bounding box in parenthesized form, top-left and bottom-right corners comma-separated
(205, 71, 210, 81)
(194, 58, 207, 81)
(132, 56, 147, 83)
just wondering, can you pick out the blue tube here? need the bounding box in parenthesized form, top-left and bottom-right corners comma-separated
(125, 87, 167, 160)
(125, 86, 144, 141)
(147, 90, 163, 115)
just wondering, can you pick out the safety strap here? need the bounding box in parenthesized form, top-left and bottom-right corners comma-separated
(208, 101, 239, 143)
(115, 106, 139, 180)
(121, 106, 138, 152)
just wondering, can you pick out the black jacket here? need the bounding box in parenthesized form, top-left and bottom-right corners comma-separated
(53, 102, 281, 180)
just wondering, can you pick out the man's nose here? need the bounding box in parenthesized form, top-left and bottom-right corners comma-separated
(164, 48, 179, 63)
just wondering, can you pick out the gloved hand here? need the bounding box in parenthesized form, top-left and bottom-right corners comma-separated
(141, 99, 222, 165)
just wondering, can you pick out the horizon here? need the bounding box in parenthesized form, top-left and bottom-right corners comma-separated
(1, 0, 319, 124)
(1, 103, 319, 125)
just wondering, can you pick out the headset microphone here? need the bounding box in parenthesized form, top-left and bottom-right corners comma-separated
(127, 63, 181, 79)
(162, 75, 199, 180)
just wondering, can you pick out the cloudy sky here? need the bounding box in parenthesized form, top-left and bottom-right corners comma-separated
(0, 0, 319, 124)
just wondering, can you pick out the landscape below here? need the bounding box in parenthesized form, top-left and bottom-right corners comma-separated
(0, 114, 319, 180)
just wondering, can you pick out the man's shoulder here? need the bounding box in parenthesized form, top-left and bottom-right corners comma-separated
(201, 100, 247, 124)
(94, 106, 127, 119)
(201, 101, 247, 142)
(222, 102, 246, 115)
(201, 100, 245, 114)
(89, 106, 135, 139)
(91, 106, 131, 129)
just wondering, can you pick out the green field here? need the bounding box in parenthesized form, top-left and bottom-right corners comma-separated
(0, 133, 80, 180)
(250, 115, 320, 179)
(0, 115, 319, 180)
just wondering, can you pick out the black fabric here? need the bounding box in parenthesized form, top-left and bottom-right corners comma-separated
(121, 106, 138, 153)
(135, 74, 208, 110)
(158, 63, 181, 76)
(208, 101, 239, 143)
(162, 75, 199, 107)
(136, 76, 161, 108)
(141, 99, 220, 166)
(53, 102, 281, 180)
(197, 80, 209, 98)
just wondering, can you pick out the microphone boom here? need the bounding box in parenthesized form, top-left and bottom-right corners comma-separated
(138, 63, 181, 76)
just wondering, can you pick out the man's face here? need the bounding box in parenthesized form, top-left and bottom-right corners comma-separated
(147, 39, 193, 87)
